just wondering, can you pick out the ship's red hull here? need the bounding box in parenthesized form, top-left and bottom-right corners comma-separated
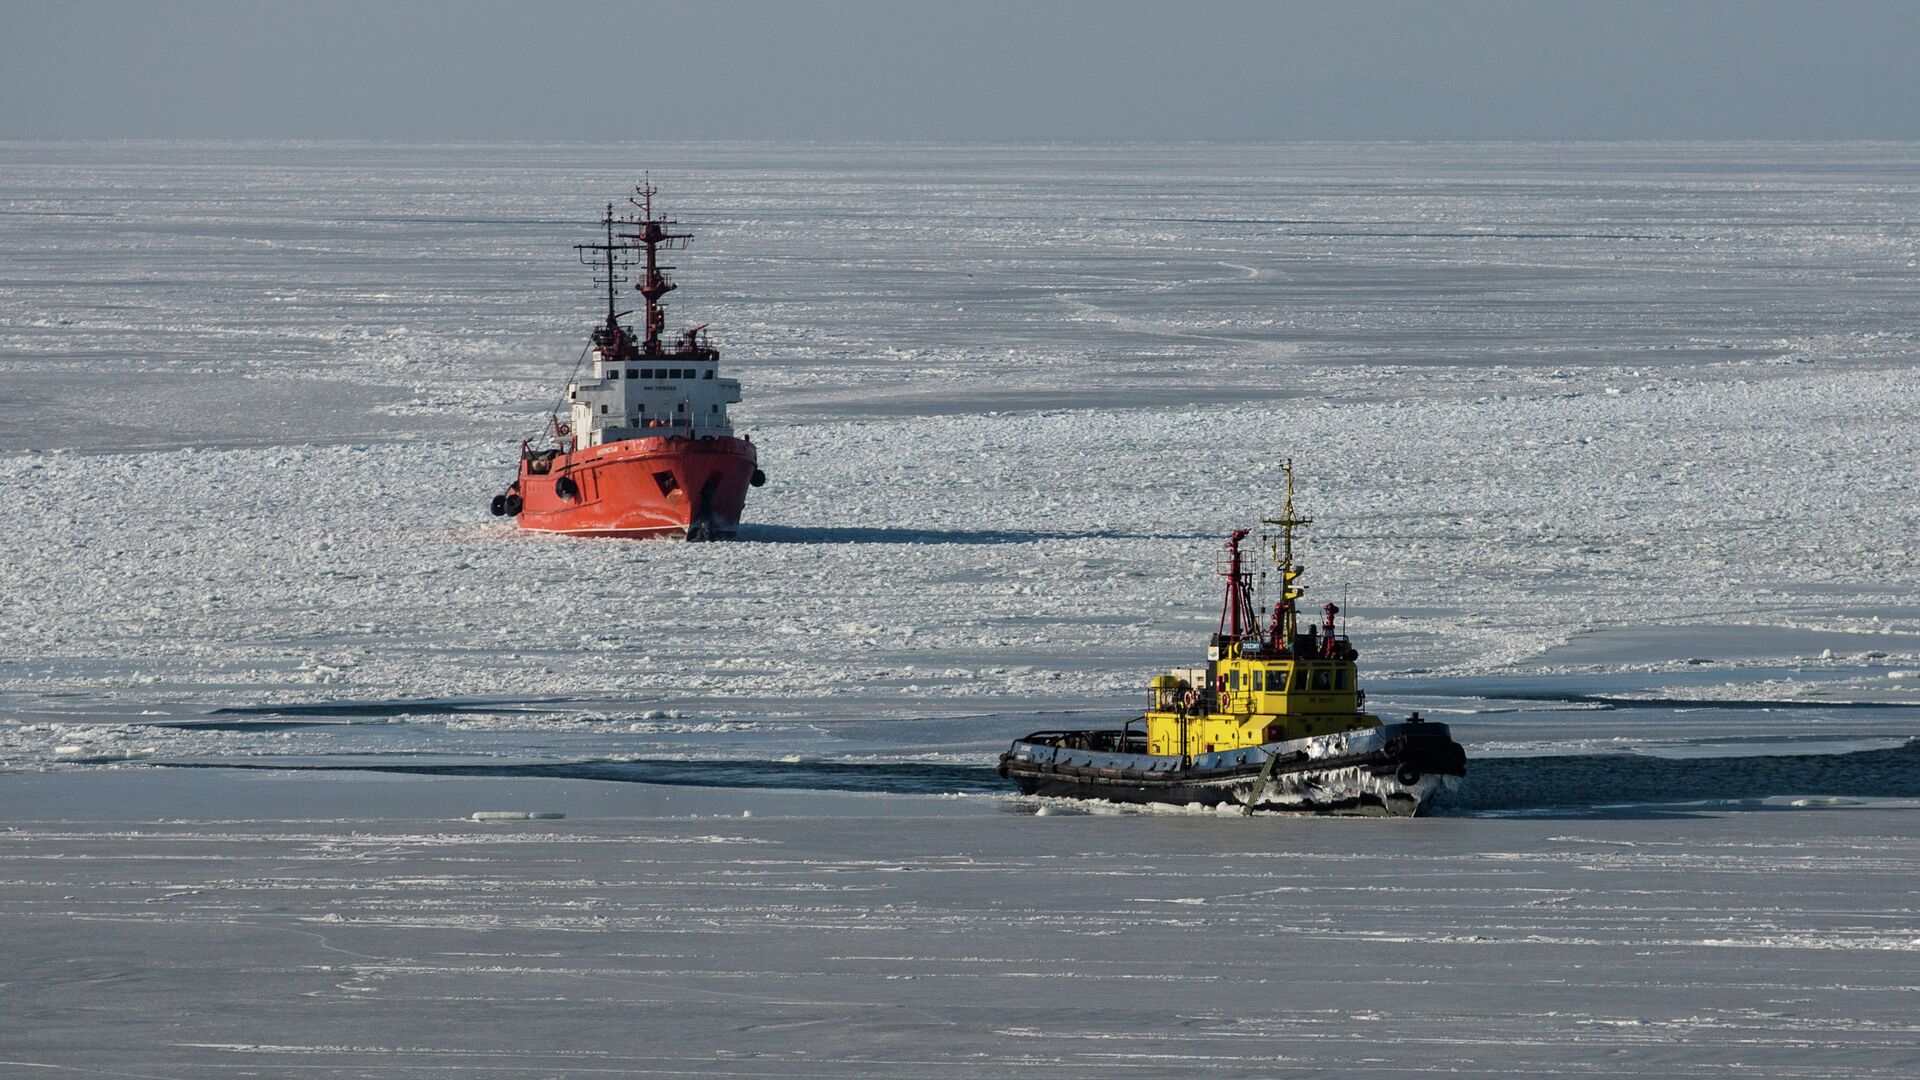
(514, 434, 758, 539)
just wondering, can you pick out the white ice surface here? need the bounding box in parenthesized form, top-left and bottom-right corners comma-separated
(3, 770, 1920, 1078)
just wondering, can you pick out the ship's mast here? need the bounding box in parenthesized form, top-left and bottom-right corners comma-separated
(574, 203, 633, 334)
(621, 177, 694, 354)
(1262, 460, 1313, 649)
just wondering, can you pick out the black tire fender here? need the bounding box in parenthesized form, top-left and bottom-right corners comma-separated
(504, 493, 523, 517)
(1396, 763, 1421, 786)
(554, 476, 579, 500)
(489, 494, 506, 517)
(750, 469, 767, 488)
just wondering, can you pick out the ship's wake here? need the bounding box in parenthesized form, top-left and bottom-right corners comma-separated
(160, 739, 1920, 816)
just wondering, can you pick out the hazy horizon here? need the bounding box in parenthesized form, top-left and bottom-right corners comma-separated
(6, 1, 1920, 142)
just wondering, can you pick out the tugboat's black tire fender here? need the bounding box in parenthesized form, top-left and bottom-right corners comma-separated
(750, 469, 767, 488)
(504, 494, 523, 517)
(554, 476, 579, 500)
(1396, 764, 1421, 786)
(995, 760, 1010, 779)
(489, 495, 507, 517)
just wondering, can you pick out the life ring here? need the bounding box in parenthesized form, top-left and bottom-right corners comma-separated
(1180, 689, 1199, 711)
(554, 476, 579, 500)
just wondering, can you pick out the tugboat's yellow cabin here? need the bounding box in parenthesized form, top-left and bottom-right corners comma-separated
(1145, 647, 1377, 758)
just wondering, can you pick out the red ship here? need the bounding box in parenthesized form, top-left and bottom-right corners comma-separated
(491, 182, 763, 540)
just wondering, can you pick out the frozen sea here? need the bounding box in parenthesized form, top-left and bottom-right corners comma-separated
(2, 141, 1918, 1077)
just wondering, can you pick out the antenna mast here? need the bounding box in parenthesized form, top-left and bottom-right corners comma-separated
(622, 175, 694, 353)
(574, 203, 634, 333)
(1262, 460, 1313, 649)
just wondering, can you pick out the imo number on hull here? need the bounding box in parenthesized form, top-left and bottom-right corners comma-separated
(999, 465, 1467, 816)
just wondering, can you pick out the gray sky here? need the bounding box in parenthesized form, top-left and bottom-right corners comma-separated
(5, 0, 1919, 141)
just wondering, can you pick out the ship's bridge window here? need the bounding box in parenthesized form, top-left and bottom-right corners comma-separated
(607, 369, 621, 379)
(640, 369, 654, 379)
(704, 370, 714, 379)
(1229, 669, 1241, 691)
(1335, 669, 1350, 690)
(626, 368, 638, 377)
(1310, 667, 1331, 691)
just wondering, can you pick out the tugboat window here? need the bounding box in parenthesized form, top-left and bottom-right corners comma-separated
(640, 369, 653, 379)
(704, 370, 714, 379)
(1310, 668, 1331, 691)
(1335, 669, 1349, 690)
(608, 370, 620, 379)
(1252, 670, 1264, 692)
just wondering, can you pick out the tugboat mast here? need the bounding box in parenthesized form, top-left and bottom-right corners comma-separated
(1262, 460, 1313, 649)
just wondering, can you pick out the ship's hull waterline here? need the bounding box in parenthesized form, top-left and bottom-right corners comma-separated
(999, 721, 1467, 817)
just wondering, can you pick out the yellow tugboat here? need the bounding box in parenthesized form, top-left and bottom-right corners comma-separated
(998, 466, 1466, 816)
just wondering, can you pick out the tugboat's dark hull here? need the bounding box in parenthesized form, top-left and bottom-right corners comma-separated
(998, 720, 1466, 817)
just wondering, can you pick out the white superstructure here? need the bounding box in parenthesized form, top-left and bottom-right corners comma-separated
(568, 335, 742, 448)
